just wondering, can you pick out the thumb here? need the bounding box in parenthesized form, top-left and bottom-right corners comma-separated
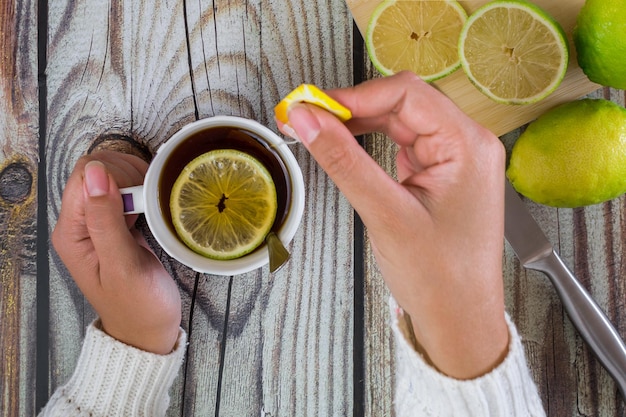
(286, 103, 401, 225)
(83, 160, 139, 265)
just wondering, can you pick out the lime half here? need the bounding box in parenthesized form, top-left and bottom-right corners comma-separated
(170, 149, 277, 260)
(459, 0, 569, 104)
(366, 0, 467, 82)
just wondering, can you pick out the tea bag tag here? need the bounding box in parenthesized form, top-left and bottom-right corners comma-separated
(119, 185, 145, 215)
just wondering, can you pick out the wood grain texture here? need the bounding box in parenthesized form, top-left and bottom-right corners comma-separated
(346, 0, 601, 137)
(0, 0, 38, 416)
(15, 0, 624, 415)
(363, 133, 395, 417)
(352, 55, 396, 417)
(44, 0, 355, 415)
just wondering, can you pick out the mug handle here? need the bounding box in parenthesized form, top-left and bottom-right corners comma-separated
(119, 185, 145, 214)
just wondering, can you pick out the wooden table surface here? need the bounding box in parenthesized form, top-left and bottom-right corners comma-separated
(1, 1, 625, 416)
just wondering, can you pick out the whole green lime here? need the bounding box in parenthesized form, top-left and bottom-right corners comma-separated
(574, 0, 626, 89)
(507, 99, 626, 207)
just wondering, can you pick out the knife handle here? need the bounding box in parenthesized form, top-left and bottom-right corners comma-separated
(528, 250, 626, 400)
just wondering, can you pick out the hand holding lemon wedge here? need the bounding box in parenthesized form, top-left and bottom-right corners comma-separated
(274, 84, 352, 125)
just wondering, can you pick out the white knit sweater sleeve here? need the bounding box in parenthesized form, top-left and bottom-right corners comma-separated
(38, 320, 186, 417)
(390, 299, 546, 417)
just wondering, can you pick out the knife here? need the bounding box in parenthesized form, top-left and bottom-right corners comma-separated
(504, 180, 626, 399)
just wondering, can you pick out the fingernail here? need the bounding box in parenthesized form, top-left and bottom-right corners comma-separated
(281, 123, 301, 142)
(84, 160, 109, 197)
(288, 104, 321, 145)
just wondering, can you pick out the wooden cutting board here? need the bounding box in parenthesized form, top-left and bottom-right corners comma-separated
(346, 0, 602, 136)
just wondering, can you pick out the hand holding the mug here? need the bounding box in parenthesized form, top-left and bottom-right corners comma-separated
(52, 151, 181, 355)
(280, 72, 509, 379)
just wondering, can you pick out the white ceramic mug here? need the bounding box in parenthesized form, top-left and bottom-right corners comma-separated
(120, 116, 305, 275)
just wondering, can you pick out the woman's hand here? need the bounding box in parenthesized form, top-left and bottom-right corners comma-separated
(279, 72, 509, 379)
(52, 151, 181, 355)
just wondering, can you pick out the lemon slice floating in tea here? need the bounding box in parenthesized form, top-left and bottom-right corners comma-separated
(365, 0, 468, 82)
(459, 0, 569, 104)
(274, 84, 352, 125)
(170, 149, 278, 260)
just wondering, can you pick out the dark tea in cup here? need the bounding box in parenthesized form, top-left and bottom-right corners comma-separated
(158, 126, 292, 245)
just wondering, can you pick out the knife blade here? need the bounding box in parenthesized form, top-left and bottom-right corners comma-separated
(504, 180, 626, 399)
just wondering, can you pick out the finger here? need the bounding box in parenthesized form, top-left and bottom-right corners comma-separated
(326, 71, 470, 145)
(286, 103, 420, 227)
(92, 152, 147, 229)
(52, 166, 92, 265)
(396, 146, 423, 183)
(82, 160, 142, 275)
(91, 150, 148, 187)
(55, 151, 147, 231)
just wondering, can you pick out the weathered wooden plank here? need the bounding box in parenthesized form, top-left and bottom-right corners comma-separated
(350, 52, 395, 415)
(176, 272, 230, 417)
(502, 198, 626, 416)
(46, 0, 128, 391)
(255, 1, 355, 415)
(45, 1, 221, 412)
(181, 1, 356, 414)
(363, 132, 395, 417)
(45, 1, 356, 416)
(0, 0, 38, 415)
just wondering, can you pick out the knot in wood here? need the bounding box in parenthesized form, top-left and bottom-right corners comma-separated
(0, 162, 33, 204)
(89, 134, 153, 164)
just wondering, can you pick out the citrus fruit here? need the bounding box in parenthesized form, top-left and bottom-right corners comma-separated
(170, 149, 278, 260)
(574, 0, 626, 89)
(274, 84, 352, 125)
(459, 0, 569, 104)
(365, 0, 467, 82)
(507, 99, 626, 207)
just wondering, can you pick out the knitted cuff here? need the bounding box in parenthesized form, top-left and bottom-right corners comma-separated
(390, 298, 545, 417)
(41, 320, 186, 417)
